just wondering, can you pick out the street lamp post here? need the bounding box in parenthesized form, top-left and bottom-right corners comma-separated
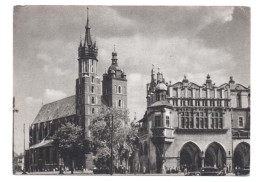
(110, 114, 114, 175)
(13, 97, 19, 174)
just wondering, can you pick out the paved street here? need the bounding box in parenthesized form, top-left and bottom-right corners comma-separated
(14, 171, 236, 176)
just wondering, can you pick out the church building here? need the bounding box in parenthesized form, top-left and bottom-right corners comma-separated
(28, 12, 127, 172)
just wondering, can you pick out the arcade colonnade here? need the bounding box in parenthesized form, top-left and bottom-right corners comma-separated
(176, 141, 250, 171)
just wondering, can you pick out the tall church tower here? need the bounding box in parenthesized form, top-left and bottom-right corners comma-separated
(102, 48, 127, 109)
(76, 9, 102, 139)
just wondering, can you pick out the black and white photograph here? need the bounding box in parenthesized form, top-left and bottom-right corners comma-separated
(12, 5, 251, 176)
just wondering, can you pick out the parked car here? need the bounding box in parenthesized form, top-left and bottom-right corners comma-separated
(200, 167, 225, 176)
(187, 171, 200, 176)
(235, 167, 250, 176)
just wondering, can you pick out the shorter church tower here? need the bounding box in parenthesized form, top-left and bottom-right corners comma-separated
(102, 48, 127, 108)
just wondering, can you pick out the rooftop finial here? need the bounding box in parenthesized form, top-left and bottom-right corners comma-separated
(183, 75, 189, 83)
(229, 76, 235, 83)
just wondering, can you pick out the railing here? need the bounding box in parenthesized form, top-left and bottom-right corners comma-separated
(151, 127, 165, 137)
(151, 127, 174, 138)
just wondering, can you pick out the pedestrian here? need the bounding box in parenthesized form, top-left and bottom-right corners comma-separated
(184, 167, 188, 176)
(168, 167, 172, 174)
(223, 164, 227, 175)
(143, 166, 146, 174)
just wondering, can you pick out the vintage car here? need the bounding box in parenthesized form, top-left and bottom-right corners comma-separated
(200, 167, 225, 176)
(235, 167, 250, 176)
(93, 166, 110, 174)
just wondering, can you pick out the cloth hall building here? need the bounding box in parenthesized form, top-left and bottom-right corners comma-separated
(137, 68, 250, 173)
(27, 14, 127, 171)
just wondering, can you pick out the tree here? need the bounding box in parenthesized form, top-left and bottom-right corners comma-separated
(89, 105, 138, 172)
(52, 122, 90, 174)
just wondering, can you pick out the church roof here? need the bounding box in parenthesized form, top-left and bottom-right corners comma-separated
(32, 95, 76, 125)
(29, 139, 53, 149)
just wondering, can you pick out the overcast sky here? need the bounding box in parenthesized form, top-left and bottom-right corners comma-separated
(13, 6, 250, 154)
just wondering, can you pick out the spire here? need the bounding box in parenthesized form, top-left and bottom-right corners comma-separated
(79, 35, 82, 47)
(84, 7, 92, 47)
(86, 7, 89, 28)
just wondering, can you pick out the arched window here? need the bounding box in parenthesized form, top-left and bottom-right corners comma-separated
(118, 86, 121, 93)
(92, 76, 94, 83)
(239, 117, 244, 127)
(91, 86, 94, 93)
(237, 93, 241, 108)
(156, 94, 160, 101)
(118, 100, 121, 107)
(155, 116, 161, 127)
(92, 97, 95, 104)
(166, 116, 170, 127)
(248, 94, 250, 107)
(181, 118, 185, 128)
(92, 108, 95, 114)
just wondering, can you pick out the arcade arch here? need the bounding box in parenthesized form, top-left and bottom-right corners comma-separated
(180, 142, 202, 171)
(233, 142, 250, 168)
(204, 142, 226, 168)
